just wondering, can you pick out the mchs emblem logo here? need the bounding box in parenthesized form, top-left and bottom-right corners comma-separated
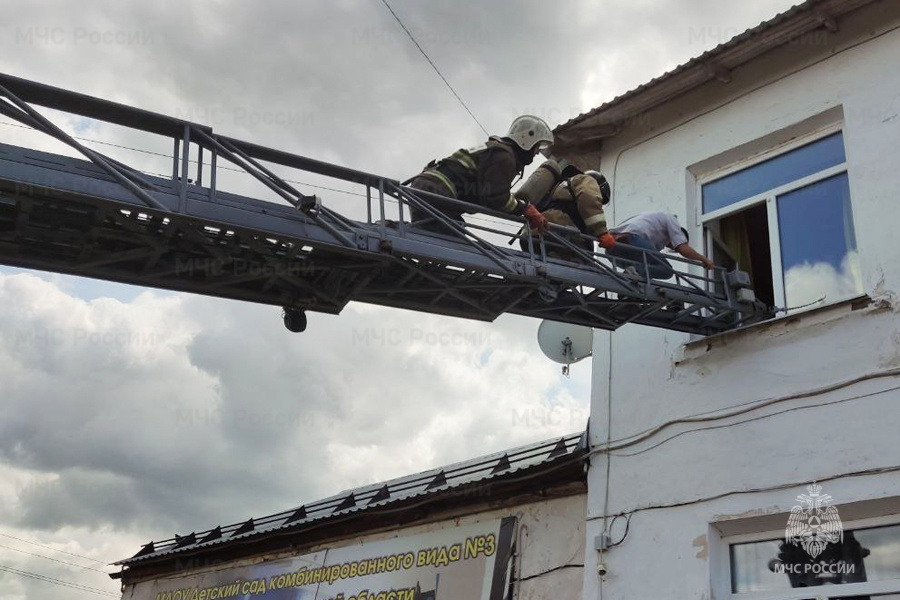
(785, 483, 843, 559)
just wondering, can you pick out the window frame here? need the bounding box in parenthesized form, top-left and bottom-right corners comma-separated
(697, 124, 852, 311)
(720, 513, 900, 600)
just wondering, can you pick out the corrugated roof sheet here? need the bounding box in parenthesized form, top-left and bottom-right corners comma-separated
(554, 0, 877, 145)
(117, 430, 587, 566)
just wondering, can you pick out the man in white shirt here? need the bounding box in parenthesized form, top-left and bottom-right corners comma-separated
(606, 212, 714, 279)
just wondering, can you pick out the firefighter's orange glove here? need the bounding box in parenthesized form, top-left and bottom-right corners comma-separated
(598, 233, 616, 249)
(523, 203, 550, 234)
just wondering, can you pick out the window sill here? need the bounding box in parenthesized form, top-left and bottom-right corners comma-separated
(678, 293, 878, 362)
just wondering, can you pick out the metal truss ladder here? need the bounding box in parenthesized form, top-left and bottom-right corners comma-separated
(0, 74, 771, 335)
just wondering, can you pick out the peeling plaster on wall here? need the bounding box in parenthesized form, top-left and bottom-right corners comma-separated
(692, 534, 708, 560)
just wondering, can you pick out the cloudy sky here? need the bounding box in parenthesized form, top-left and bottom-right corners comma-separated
(0, 1, 799, 598)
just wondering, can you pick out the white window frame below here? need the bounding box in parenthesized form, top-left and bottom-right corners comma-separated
(721, 513, 900, 600)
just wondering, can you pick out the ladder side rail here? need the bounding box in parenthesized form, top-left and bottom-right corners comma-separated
(383, 183, 734, 310)
(0, 73, 387, 229)
(178, 123, 190, 213)
(378, 179, 387, 237)
(542, 229, 641, 291)
(196, 143, 203, 188)
(0, 87, 169, 212)
(389, 182, 516, 274)
(215, 134, 362, 235)
(598, 238, 744, 312)
(209, 146, 217, 201)
(172, 137, 180, 180)
(191, 127, 356, 248)
(0, 104, 165, 200)
(390, 181, 627, 274)
(0, 72, 202, 139)
(0, 73, 390, 214)
(447, 215, 525, 241)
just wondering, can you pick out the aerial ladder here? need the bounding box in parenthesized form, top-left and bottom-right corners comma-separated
(0, 74, 772, 336)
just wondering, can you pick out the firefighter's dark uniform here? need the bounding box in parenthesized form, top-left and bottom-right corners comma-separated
(517, 161, 609, 259)
(407, 138, 530, 231)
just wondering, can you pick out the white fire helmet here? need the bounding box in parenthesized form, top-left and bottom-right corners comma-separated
(504, 115, 553, 154)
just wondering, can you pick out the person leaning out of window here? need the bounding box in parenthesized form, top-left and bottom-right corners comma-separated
(599, 211, 715, 279)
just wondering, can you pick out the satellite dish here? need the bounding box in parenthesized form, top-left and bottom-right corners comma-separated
(537, 320, 593, 375)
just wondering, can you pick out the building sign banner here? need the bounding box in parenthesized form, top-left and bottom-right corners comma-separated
(126, 517, 515, 600)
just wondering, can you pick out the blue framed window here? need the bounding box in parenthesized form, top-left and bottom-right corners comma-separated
(701, 130, 860, 312)
(703, 132, 847, 213)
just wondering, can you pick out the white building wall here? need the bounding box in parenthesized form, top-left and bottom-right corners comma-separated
(577, 4, 900, 600)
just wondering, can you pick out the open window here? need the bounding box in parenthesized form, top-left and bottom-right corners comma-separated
(701, 130, 862, 313)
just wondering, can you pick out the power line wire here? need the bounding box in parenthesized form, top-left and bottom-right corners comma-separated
(0, 543, 111, 573)
(377, 0, 489, 136)
(587, 367, 900, 456)
(0, 533, 109, 566)
(514, 564, 583, 583)
(609, 382, 900, 458)
(587, 462, 900, 522)
(0, 563, 118, 597)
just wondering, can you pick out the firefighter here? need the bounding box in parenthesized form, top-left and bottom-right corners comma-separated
(405, 115, 553, 233)
(516, 158, 613, 259)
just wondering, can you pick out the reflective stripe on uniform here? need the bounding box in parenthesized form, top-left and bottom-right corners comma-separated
(584, 213, 607, 227)
(421, 169, 457, 198)
(450, 150, 477, 171)
(501, 193, 519, 213)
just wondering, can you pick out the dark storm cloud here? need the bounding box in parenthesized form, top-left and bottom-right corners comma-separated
(0, 274, 588, 537)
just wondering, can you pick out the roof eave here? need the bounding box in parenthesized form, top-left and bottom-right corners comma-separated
(115, 454, 587, 583)
(114, 431, 588, 574)
(553, 0, 878, 152)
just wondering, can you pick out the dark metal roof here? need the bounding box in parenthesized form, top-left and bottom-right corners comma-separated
(116, 431, 587, 567)
(553, 0, 879, 149)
